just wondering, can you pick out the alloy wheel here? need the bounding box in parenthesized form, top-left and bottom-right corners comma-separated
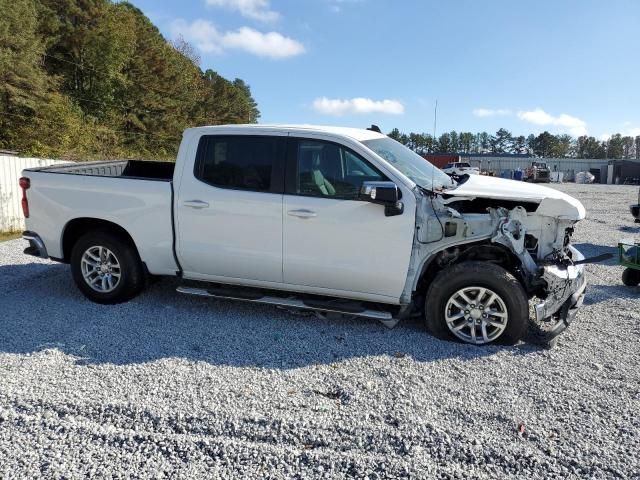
(444, 286, 509, 344)
(80, 246, 122, 293)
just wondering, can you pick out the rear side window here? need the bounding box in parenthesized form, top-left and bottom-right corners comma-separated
(194, 135, 286, 192)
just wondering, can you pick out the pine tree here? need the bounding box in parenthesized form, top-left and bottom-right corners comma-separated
(0, 0, 50, 148)
(0, 0, 261, 159)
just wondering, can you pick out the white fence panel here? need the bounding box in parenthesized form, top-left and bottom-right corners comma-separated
(0, 156, 70, 233)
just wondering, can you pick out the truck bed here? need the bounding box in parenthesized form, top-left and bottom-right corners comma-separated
(27, 160, 175, 181)
(22, 160, 179, 276)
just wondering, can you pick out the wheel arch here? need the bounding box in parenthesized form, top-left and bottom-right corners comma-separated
(61, 218, 140, 263)
(423, 260, 529, 345)
(414, 240, 527, 297)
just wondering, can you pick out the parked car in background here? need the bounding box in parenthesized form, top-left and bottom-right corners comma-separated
(442, 162, 480, 177)
(21, 125, 589, 347)
(523, 161, 551, 183)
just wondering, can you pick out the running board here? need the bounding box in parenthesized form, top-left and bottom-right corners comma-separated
(176, 286, 395, 322)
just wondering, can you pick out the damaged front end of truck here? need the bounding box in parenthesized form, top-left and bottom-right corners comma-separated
(403, 175, 588, 347)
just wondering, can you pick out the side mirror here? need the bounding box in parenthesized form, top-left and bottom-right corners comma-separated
(359, 181, 404, 216)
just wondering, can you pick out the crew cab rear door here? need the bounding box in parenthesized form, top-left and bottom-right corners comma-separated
(282, 136, 415, 301)
(175, 134, 287, 283)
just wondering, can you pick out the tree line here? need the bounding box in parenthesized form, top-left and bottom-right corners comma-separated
(0, 0, 260, 160)
(388, 127, 640, 160)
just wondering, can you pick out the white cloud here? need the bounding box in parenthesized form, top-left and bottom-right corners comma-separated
(622, 127, 640, 137)
(327, 0, 365, 13)
(600, 127, 640, 141)
(223, 27, 305, 58)
(517, 108, 588, 136)
(206, 0, 279, 22)
(170, 19, 305, 59)
(312, 97, 404, 116)
(171, 19, 224, 54)
(472, 108, 512, 117)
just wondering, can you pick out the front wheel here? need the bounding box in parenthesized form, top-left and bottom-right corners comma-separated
(425, 262, 529, 345)
(70, 231, 145, 304)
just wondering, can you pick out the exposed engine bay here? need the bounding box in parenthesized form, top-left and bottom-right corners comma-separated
(402, 179, 588, 345)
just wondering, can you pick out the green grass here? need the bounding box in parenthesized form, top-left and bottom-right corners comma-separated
(0, 232, 21, 242)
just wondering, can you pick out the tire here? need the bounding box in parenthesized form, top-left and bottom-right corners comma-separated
(622, 268, 640, 287)
(70, 230, 145, 304)
(424, 262, 529, 345)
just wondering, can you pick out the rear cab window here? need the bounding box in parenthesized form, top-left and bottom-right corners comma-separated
(194, 135, 286, 193)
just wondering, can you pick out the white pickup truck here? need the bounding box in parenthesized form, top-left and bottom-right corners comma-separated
(21, 125, 589, 346)
(442, 162, 480, 177)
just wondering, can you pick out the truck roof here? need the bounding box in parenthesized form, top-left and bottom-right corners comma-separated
(185, 124, 387, 142)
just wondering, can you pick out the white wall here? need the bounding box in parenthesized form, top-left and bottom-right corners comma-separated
(0, 155, 70, 233)
(465, 156, 611, 183)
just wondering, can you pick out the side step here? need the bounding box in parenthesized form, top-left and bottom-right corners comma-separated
(176, 286, 396, 323)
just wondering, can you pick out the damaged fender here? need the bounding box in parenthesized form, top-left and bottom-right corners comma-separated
(402, 185, 587, 345)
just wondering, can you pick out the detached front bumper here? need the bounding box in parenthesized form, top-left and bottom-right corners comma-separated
(533, 246, 587, 341)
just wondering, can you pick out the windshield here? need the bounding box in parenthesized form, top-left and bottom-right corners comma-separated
(361, 137, 455, 190)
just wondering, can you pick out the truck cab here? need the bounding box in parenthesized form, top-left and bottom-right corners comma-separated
(21, 125, 588, 347)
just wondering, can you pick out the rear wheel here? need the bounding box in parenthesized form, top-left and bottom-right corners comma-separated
(70, 231, 145, 304)
(425, 262, 529, 345)
(622, 268, 640, 287)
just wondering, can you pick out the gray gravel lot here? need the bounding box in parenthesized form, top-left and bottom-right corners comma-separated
(0, 183, 638, 479)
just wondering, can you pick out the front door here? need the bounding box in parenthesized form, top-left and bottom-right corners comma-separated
(176, 134, 287, 283)
(282, 138, 415, 300)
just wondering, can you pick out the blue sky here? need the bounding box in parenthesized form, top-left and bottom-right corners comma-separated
(130, 0, 640, 139)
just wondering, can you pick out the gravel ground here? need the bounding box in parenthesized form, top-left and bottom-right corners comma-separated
(0, 183, 638, 479)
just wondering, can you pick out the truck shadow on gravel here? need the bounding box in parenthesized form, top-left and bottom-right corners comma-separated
(618, 225, 640, 234)
(572, 243, 618, 266)
(0, 262, 549, 369)
(572, 243, 631, 306)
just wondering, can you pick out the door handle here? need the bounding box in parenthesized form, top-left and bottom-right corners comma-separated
(183, 200, 210, 209)
(287, 209, 317, 218)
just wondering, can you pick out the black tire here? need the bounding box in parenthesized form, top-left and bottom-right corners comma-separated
(622, 268, 640, 287)
(70, 230, 145, 304)
(424, 262, 529, 345)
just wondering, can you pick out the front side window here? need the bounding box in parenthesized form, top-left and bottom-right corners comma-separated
(295, 140, 386, 199)
(195, 136, 285, 192)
